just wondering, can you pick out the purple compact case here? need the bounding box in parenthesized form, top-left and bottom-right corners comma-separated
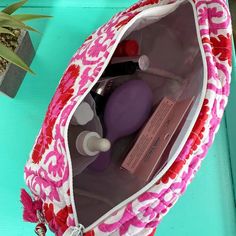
(89, 79, 153, 171)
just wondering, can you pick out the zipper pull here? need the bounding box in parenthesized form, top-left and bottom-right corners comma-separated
(35, 223, 47, 236)
(64, 224, 85, 236)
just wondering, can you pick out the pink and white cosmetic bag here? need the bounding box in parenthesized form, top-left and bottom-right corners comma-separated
(21, 0, 232, 235)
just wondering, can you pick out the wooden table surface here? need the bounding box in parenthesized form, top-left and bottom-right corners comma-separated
(0, 1, 235, 235)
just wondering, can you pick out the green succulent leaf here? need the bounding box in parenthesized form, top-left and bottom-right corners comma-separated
(0, 0, 51, 77)
(0, 42, 34, 74)
(0, 27, 14, 35)
(0, 12, 39, 32)
(13, 14, 52, 22)
(2, 0, 28, 15)
(0, 20, 38, 32)
(0, 11, 23, 21)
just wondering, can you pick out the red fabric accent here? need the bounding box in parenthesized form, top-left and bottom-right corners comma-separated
(43, 203, 54, 223)
(161, 159, 186, 184)
(32, 64, 80, 164)
(127, 0, 159, 13)
(203, 34, 232, 66)
(43, 203, 72, 234)
(84, 230, 95, 236)
(20, 189, 43, 223)
(189, 99, 209, 151)
(116, 13, 139, 29)
(211, 34, 232, 66)
(114, 40, 139, 57)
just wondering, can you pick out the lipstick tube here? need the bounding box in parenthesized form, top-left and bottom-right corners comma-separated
(102, 55, 150, 78)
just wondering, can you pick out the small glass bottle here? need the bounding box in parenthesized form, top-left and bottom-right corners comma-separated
(76, 131, 111, 157)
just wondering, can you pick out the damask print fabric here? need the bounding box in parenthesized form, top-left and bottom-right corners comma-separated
(22, 0, 232, 235)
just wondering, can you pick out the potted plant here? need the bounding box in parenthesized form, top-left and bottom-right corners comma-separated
(0, 0, 50, 97)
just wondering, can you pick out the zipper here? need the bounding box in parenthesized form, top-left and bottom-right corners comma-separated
(63, 0, 208, 233)
(64, 224, 85, 236)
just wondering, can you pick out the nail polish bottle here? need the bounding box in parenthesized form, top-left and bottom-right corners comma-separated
(113, 40, 139, 57)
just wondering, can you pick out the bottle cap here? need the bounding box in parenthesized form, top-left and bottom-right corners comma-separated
(138, 55, 150, 71)
(110, 55, 150, 72)
(92, 80, 113, 96)
(124, 40, 139, 57)
(114, 40, 139, 57)
(76, 131, 111, 157)
(71, 102, 94, 126)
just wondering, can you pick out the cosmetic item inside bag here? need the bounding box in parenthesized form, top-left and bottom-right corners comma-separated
(68, 1, 204, 228)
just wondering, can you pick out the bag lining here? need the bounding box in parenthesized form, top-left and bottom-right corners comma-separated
(63, 0, 208, 231)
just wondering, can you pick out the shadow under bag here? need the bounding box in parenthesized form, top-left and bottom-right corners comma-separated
(21, 0, 233, 235)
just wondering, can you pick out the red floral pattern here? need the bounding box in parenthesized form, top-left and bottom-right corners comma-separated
(161, 160, 186, 184)
(84, 230, 95, 236)
(203, 34, 232, 66)
(211, 34, 232, 66)
(127, 0, 159, 13)
(44, 203, 54, 223)
(161, 99, 209, 185)
(24, 0, 232, 235)
(115, 13, 139, 29)
(32, 64, 80, 164)
(43, 203, 73, 234)
(189, 99, 210, 151)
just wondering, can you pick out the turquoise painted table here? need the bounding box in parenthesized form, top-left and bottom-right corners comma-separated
(0, 1, 235, 235)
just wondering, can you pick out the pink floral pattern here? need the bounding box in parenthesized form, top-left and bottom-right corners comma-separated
(23, 0, 232, 235)
(31, 64, 79, 164)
